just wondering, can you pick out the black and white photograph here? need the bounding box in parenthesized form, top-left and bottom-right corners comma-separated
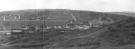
(0, 0, 135, 49)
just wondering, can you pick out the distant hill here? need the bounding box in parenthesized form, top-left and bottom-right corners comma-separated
(107, 12, 135, 17)
(0, 9, 132, 26)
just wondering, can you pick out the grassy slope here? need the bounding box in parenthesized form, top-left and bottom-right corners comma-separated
(107, 12, 135, 17)
(99, 17, 135, 45)
(0, 9, 134, 49)
(0, 9, 129, 23)
(0, 9, 130, 28)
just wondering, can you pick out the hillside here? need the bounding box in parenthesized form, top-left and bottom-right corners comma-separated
(0, 9, 135, 49)
(0, 9, 130, 26)
(107, 12, 135, 17)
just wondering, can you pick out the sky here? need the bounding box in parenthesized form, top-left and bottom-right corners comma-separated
(0, 0, 134, 12)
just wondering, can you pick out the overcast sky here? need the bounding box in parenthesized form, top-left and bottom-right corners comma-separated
(0, 0, 134, 12)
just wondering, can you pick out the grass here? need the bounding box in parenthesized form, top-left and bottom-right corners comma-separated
(0, 9, 133, 49)
(98, 17, 135, 46)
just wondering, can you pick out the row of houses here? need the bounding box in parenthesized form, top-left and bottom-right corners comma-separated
(0, 18, 113, 31)
(0, 20, 93, 35)
(0, 15, 115, 36)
